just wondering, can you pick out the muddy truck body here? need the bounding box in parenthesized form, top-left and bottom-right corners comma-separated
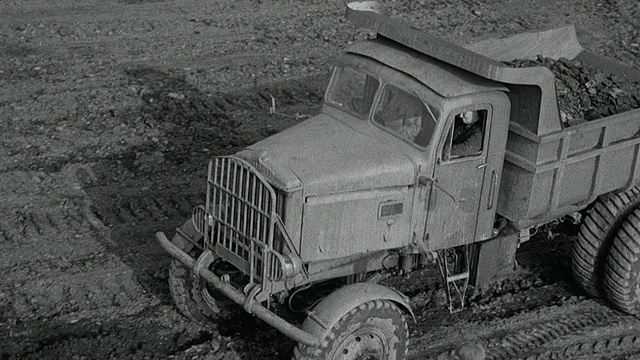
(156, 2, 640, 358)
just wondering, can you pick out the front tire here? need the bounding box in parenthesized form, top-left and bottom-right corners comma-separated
(169, 259, 226, 327)
(293, 299, 409, 360)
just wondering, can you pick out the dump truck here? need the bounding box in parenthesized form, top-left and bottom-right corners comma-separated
(156, 1, 640, 359)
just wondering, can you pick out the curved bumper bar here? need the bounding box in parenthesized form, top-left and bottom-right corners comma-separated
(156, 231, 322, 347)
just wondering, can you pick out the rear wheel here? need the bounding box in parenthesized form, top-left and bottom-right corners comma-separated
(572, 187, 640, 297)
(603, 209, 640, 313)
(292, 299, 409, 360)
(168, 258, 227, 327)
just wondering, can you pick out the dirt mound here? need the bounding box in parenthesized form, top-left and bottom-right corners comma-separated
(505, 56, 640, 127)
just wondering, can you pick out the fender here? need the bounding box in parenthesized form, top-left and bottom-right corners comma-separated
(170, 218, 204, 253)
(300, 282, 415, 340)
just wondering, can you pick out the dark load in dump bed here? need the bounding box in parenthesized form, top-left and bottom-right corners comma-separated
(506, 56, 640, 126)
(346, 2, 640, 229)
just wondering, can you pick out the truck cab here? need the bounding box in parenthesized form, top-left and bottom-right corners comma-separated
(239, 38, 510, 266)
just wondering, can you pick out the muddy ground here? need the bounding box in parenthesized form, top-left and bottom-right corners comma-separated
(1, 0, 640, 359)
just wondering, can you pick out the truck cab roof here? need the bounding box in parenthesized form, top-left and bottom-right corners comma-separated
(345, 38, 508, 99)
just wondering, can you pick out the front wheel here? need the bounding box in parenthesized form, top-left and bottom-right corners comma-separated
(293, 299, 409, 360)
(168, 259, 228, 327)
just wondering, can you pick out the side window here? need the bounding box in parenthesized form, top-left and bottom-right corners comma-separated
(373, 85, 437, 147)
(441, 109, 488, 161)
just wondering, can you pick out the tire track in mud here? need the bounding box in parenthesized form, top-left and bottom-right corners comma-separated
(0, 202, 155, 321)
(0, 303, 218, 360)
(523, 332, 640, 359)
(81, 186, 209, 298)
(484, 309, 621, 359)
(0, 196, 91, 247)
(0, 169, 165, 321)
(469, 288, 568, 323)
(430, 306, 634, 360)
(4, 260, 151, 321)
(87, 189, 202, 230)
(0, 204, 88, 247)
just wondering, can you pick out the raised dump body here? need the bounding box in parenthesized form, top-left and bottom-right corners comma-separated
(347, 2, 640, 229)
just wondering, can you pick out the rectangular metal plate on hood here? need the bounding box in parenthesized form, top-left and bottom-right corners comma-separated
(379, 201, 403, 218)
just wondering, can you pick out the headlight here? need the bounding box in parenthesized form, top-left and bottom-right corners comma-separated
(266, 251, 302, 281)
(281, 253, 302, 278)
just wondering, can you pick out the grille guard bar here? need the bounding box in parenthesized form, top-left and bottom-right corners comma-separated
(156, 231, 322, 347)
(207, 156, 292, 286)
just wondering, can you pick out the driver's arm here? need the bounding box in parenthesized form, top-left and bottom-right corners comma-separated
(450, 125, 482, 157)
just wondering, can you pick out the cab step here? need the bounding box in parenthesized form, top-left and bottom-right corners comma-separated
(436, 245, 471, 313)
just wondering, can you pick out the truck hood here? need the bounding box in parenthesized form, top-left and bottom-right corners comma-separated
(237, 114, 416, 196)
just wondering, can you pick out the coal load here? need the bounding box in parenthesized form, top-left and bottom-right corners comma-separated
(505, 56, 640, 127)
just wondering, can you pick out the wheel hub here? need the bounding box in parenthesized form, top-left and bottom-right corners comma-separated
(334, 327, 388, 360)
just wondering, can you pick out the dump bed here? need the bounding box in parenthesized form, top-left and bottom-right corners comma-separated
(500, 109, 640, 228)
(346, 1, 640, 228)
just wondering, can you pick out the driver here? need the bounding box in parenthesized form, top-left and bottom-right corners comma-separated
(450, 111, 483, 157)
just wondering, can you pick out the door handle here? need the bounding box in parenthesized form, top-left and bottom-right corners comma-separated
(487, 170, 497, 210)
(476, 163, 488, 169)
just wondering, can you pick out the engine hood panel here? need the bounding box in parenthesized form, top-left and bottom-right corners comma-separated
(240, 114, 416, 196)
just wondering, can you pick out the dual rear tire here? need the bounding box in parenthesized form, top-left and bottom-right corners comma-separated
(603, 210, 640, 313)
(571, 186, 640, 313)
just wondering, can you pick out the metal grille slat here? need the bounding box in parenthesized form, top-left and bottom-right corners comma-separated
(213, 187, 220, 245)
(257, 183, 264, 242)
(248, 177, 257, 241)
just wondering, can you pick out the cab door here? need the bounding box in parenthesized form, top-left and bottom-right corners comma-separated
(423, 105, 493, 250)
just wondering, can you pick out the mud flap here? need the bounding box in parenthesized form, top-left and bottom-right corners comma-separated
(470, 231, 519, 287)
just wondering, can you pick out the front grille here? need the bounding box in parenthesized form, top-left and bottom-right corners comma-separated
(207, 156, 285, 284)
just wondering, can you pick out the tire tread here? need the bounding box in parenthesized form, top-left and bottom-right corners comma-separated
(572, 187, 640, 297)
(169, 259, 218, 327)
(604, 208, 640, 314)
(292, 299, 409, 360)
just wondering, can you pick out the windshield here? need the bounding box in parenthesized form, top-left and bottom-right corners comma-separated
(327, 65, 439, 148)
(373, 84, 439, 148)
(327, 66, 380, 117)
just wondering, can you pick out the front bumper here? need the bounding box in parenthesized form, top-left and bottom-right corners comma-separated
(156, 231, 321, 347)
